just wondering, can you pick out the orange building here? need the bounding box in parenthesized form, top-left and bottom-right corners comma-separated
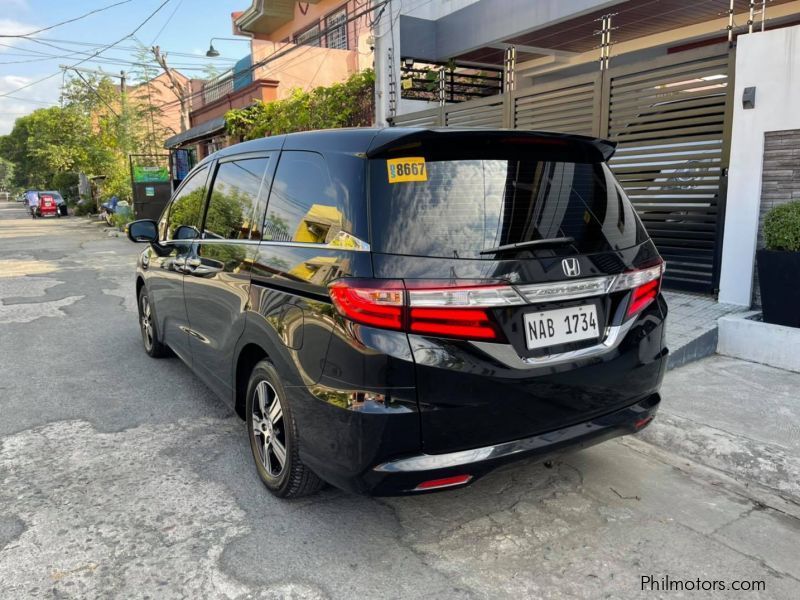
(128, 70, 192, 142)
(165, 0, 374, 163)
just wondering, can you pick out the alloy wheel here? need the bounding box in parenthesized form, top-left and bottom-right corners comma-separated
(251, 380, 287, 478)
(140, 294, 154, 351)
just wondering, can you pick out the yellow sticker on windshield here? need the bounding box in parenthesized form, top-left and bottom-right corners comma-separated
(387, 157, 427, 183)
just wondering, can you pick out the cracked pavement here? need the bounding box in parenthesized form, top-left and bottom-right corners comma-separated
(1, 201, 798, 599)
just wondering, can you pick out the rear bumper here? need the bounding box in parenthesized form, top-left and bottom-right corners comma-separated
(303, 392, 659, 496)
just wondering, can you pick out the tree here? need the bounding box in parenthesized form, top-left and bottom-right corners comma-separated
(0, 69, 157, 202)
(0, 157, 15, 192)
(131, 44, 171, 153)
(151, 45, 190, 133)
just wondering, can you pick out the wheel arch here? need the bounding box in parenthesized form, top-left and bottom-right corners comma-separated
(234, 343, 270, 420)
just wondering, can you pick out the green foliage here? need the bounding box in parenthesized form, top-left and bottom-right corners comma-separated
(0, 68, 162, 202)
(110, 205, 134, 230)
(226, 69, 375, 140)
(51, 172, 79, 201)
(74, 200, 96, 216)
(763, 200, 800, 252)
(0, 157, 14, 191)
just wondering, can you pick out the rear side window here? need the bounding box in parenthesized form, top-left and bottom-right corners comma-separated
(264, 151, 367, 247)
(369, 158, 646, 258)
(204, 157, 270, 240)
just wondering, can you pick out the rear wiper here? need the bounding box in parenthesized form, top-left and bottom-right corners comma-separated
(479, 237, 576, 255)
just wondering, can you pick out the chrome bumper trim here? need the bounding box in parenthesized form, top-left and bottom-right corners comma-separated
(472, 317, 637, 370)
(373, 395, 650, 473)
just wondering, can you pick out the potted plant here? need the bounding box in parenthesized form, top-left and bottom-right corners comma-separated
(758, 200, 800, 327)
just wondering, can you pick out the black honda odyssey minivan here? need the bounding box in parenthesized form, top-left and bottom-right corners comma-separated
(128, 128, 667, 497)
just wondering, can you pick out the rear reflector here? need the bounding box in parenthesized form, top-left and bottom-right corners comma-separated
(413, 474, 473, 491)
(634, 415, 654, 430)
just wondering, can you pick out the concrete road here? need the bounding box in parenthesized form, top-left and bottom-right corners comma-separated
(1, 201, 798, 599)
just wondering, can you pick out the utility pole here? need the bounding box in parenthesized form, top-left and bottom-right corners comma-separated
(120, 70, 126, 94)
(152, 45, 189, 133)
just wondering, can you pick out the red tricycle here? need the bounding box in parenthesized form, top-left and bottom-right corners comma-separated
(37, 193, 59, 218)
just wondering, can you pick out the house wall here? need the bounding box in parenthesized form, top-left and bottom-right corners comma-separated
(264, 0, 361, 45)
(189, 80, 278, 125)
(251, 41, 359, 99)
(718, 25, 800, 306)
(237, 0, 372, 101)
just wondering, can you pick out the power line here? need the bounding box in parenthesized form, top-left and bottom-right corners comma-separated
(0, 95, 56, 106)
(155, 0, 390, 113)
(0, 0, 174, 99)
(150, 0, 185, 45)
(27, 37, 239, 62)
(19, 37, 230, 70)
(69, 69, 119, 117)
(0, 0, 134, 38)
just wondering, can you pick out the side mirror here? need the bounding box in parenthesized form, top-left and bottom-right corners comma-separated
(127, 219, 159, 243)
(173, 224, 200, 241)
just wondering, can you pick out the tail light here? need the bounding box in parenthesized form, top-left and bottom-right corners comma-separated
(328, 280, 404, 330)
(611, 262, 665, 318)
(329, 279, 525, 342)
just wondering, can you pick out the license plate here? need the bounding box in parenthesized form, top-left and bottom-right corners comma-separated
(524, 305, 599, 350)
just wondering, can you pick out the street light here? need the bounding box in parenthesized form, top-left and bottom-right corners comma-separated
(206, 37, 250, 58)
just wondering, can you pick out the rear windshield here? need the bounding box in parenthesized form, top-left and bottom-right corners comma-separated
(369, 156, 646, 258)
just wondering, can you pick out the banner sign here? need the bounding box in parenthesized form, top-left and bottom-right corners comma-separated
(133, 165, 170, 183)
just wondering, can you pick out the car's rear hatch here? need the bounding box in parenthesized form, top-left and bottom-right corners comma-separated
(355, 130, 665, 453)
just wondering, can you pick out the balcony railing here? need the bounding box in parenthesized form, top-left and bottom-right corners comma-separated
(400, 60, 504, 103)
(201, 75, 235, 106)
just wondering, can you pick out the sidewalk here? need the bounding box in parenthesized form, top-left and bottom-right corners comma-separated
(640, 354, 800, 506)
(663, 291, 750, 369)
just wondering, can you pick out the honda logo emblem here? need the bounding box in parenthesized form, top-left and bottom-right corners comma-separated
(561, 258, 581, 278)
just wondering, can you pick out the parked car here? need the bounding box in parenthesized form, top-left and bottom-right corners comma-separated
(127, 128, 668, 498)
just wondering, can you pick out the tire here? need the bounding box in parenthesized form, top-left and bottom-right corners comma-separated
(246, 360, 323, 498)
(137, 286, 170, 358)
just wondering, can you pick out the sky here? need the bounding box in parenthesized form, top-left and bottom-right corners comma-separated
(0, 0, 250, 134)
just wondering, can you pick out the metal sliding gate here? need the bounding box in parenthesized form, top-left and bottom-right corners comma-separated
(391, 44, 734, 294)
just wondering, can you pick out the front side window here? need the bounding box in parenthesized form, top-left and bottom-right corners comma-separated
(165, 166, 208, 240)
(264, 151, 366, 247)
(204, 158, 270, 240)
(325, 8, 348, 50)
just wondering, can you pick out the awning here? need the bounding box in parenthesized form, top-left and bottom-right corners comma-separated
(164, 115, 226, 149)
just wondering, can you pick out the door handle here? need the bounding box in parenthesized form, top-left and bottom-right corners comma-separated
(183, 257, 222, 276)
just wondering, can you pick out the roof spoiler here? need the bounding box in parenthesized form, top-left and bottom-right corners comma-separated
(367, 129, 617, 162)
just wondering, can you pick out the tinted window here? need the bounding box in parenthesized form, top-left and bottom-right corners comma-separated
(164, 166, 208, 240)
(204, 157, 270, 240)
(369, 158, 646, 258)
(264, 151, 367, 247)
